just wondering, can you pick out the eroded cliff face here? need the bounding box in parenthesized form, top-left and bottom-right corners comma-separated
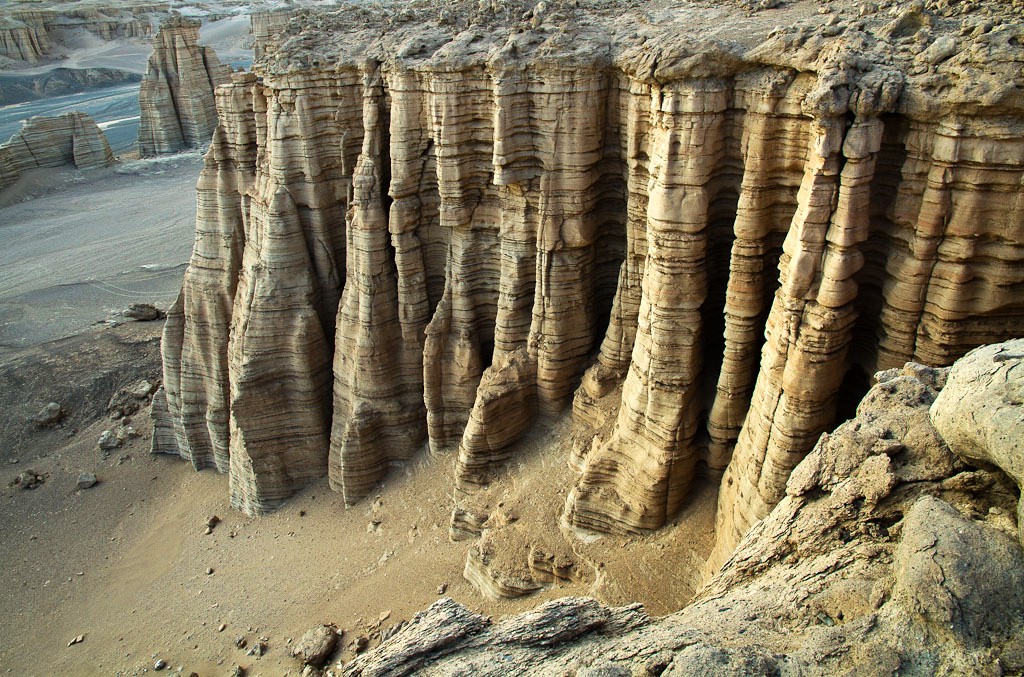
(155, 0, 1024, 578)
(137, 16, 231, 157)
(0, 111, 113, 189)
(342, 348, 1024, 676)
(0, 5, 161, 64)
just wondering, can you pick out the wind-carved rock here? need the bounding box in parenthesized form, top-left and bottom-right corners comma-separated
(0, 6, 158, 64)
(0, 111, 113, 189)
(137, 15, 231, 157)
(345, 356, 1024, 675)
(156, 0, 1024, 585)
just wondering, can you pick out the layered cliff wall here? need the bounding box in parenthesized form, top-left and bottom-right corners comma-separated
(155, 0, 1024, 575)
(0, 5, 164, 64)
(0, 111, 113, 189)
(137, 15, 231, 157)
(343, 347, 1024, 675)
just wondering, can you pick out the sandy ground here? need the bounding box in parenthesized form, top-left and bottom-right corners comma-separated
(0, 315, 717, 676)
(0, 155, 718, 673)
(0, 153, 203, 358)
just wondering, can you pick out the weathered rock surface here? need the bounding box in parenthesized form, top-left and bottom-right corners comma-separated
(344, 360, 1024, 675)
(293, 624, 338, 668)
(0, 111, 113, 189)
(137, 15, 231, 157)
(157, 0, 1024, 584)
(0, 5, 160, 64)
(931, 338, 1024, 546)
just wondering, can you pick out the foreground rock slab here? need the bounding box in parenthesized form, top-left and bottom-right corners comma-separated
(931, 338, 1024, 546)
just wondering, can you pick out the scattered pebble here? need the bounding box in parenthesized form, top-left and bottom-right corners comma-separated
(67, 635, 84, 647)
(218, 623, 227, 632)
(437, 583, 448, 595)
(76, 472, 97, 490)
(235, 636, 247, 649)
(154, 658, 167, 670)
(206, 567, 214, 575)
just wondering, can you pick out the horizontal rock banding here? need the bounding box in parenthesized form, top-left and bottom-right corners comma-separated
(157, 1, 1024, 577)
(137, 15, 231, 157)
(0, 111, 113, 189)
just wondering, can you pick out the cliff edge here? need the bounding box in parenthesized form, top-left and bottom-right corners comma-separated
(153, 0, 1024, 591)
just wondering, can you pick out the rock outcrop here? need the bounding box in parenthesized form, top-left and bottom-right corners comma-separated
(0, 15, 49, 63)
(156, 0, 1024, 580)
(0, 111, 113, 189)
(932, 338, 1024, 548)
(137, 15, 231, 157)
(0, 5, 161, 64)
(343, 353, 1024, 675)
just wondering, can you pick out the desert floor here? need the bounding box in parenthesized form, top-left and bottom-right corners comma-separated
(0, 155, 717, 676)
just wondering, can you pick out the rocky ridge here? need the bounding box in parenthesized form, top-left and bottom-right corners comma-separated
(137, 15, 231, 157)
(0, 4, 163, 64)
(343, 342, 1024, 676)
(0, 111, 113, 189)
(154, 0, 1024, 588)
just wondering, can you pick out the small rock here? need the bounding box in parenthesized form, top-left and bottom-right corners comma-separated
(34, 402, 64, 426)
(235, 636, 247, 649)
(218, 623, 227, 632)
(12, 469, 44, 490)
(97, 430, 120, 450)
(76, 473, 97, 490)
(351, 635, 369, 653)
(204, 526, 213, 535)
(207, 515, 221, 529)
(207, 567, 214, 575)
(154, 658, 167, 670)
(127, 379, 156, 398)
(228, 667, 245, 677)
(122, 303, 163, 321)
(293, 624, 338, 667)
(437, 583, 448, 595)
(68, 635, 84, 646)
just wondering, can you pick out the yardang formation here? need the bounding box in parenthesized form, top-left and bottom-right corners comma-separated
(137, 15, 231, 157)
(153, 0, 1024, 585)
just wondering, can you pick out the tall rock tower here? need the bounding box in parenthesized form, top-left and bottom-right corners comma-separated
(137, 15, 230, 157)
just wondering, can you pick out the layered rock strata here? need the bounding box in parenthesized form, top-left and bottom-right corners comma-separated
(0, 5, 162, 64)
(344, 352, 1024, 675)
(0, 111, 113, 189)
(137, 15, 231, 157)
(156, 0, 1024, 577)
